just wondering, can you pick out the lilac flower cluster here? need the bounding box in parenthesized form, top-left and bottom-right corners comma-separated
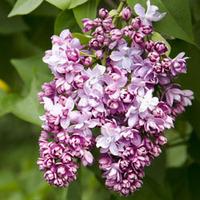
(38, 0, 193, 196)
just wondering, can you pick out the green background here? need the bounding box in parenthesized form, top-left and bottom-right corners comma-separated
(0, 0, 200, 199)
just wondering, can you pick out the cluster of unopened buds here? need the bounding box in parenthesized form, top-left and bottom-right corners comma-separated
(37, 0, 194, 196)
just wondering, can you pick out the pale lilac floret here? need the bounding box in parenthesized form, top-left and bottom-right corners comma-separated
(170, 52, 188, 76)
(137, 90, 159, 113)
(134, 0, 166, 25)
(96, 123, 122, 156)
(110, 45, 142, 72)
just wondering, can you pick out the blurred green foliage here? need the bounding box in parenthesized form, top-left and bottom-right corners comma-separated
(0, 0, 200, 199)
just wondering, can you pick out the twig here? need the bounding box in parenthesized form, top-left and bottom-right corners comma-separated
(113, 0, 127, 25)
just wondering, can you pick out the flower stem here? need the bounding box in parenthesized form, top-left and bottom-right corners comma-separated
(113, 0, 127, 25)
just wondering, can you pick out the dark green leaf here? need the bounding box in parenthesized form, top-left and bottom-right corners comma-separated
(0, 1, 28, 34)
(127, 0, 194, 44)
(8, 0, 43, 17)
(186, 100, 200, 138)
(188, 163, 200, 200)
(46, 0, 88, 10)
(54, 10, 81, 35)
(187, 131, 200, 162)
(67, 172, 82, 200)
(73, 0, 100, 28)
(166, 167, 191, 200)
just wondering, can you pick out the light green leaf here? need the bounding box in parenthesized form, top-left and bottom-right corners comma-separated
(10, 55, 51, 125)
(8, 0, 43, 17)
(127, 0, 194, 44)
(109, 9, 118, 17)
(11, 54, 51, 87)
(73, 0, 100, 28)
(46, 0, 88, 10)
(12, 78, 42, 126)
(54, 10, 81, 35)
(151, 32, 171, 56)
(0, 92, 20, 117)
(166, 145, 187, 167)
(72, 33, 91, 44)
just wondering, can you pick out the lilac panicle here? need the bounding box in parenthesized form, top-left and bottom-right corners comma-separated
(38, 0, 193, 196)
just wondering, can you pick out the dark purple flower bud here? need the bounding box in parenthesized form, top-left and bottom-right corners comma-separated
(131, 17, 141, 29)
(95, 50, 103, 59)
(82, 18, 95, 32)
(89, 38, 100, 49)
(141, 25, 153, 35)
(120, 89, 134, 103)
(39, 81, 55, 100)
(103, 37, 110, 46)
(99, 8, 109, 19)
(153, 63, 163, 73)
(133, 32, 144, 44)
(66, 49, 80, 62)
(122, 25, 134, 37)
(93, 26, 104, 35)
(171, 53, 187, 76)
(99, 155, 112, 170)
(161, 58, 172, 72)
(154, 42, 168, 54)
(119, 159, 129, 170)
(148, 51, 160, 62)
(81, 56, 92, 66)
(102, 17, 113, 30)
(145, 40, 154, 51)
(121, 7, 132, 21)
(73, 74, 87, 88)
(44, 170, 55, 182)
(96, 34, 105, 43)
(49, 143, 64, 157)
(93, 18, 102, 26)
(107, 99, 119, 110)
(69, 134, 84, 149)
(156, 135, 167, 145)
(110, 29, 123, 41)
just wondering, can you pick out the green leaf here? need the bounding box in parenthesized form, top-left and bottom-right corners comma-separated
(10, 55, 51, 125)
(188, 163, 200, 200)
(11, 54, 51, 87)
(127, 0, 194, 44)
(0, 1, 28, 34)
(186, 100, 200, 139)
(73, 0, 100, 28)
(72, 33, 91, 44)
(54, 10, 81, 35)
(8, 0, 43, 17)
(67, 172, 82, 200)
(46, 0, 88, 10)
(166, 167, 191, 200)
(12, 78, 42, 126)
(0, 92, 20, 117)
(187, 131, 200, 162)
(151, 32, 171, 56)
(166, 145, 187, 167)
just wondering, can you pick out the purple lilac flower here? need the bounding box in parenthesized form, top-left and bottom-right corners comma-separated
(38, 0, 193, 196)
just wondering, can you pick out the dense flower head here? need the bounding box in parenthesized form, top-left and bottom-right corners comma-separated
(38, 0, 193, 196)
